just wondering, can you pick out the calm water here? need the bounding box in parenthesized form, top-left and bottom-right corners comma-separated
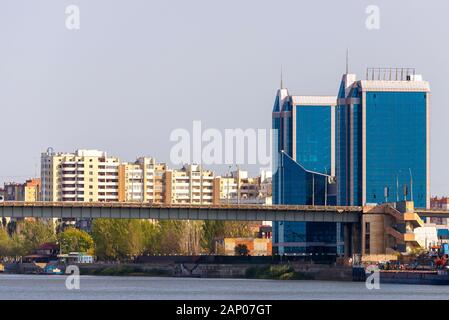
(1, 274, 449, 300)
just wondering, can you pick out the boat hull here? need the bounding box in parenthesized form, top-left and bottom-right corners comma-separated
(380, 271, 449, 285)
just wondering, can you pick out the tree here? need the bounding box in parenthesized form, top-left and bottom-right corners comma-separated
(141, 220, 161, 255)
(0, 227, 11, 258)
(58, 227, 94, 255)
(156, 220, 184, 255)
(91, 219, 114, 260)
(15, 219, 56, 255)
(235, 244, 249, 256)
(201, 221, 226, 253)
(92, 219, 156, 261)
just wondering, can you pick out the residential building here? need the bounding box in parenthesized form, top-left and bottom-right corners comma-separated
(3, 182, 25, 201)
(41, 148, 120, 202)
(218, 170, 272, 205)
(169, 164, 218, 205)
(118, 157, 169, 203)
(2, 179, 40, 201)
(24, 178, 41, 202)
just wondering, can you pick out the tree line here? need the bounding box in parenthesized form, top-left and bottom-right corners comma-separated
(0, 219, 256, 261)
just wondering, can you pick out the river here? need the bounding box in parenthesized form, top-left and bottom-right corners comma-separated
(0, 274, 449, 300)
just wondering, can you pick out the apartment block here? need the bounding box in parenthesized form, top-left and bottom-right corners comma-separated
(217, 170, 272, 205)
(40, 149, 272, 206)
(41, 149, 120, 202)
(169, 164, 218, 205)
(2, 179, 41, 202)
(118, 157, 169, 203)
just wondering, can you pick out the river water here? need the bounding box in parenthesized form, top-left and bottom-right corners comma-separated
(0, 274, 449, 300)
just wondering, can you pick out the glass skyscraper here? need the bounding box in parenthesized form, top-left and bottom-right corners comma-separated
(336, 70, 430, 209)
(271, 68, 430, 257)
(272, 88, 341, 255)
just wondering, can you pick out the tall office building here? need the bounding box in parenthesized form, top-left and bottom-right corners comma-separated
(272, 85, 341, 255)
(336, 68, 430, 208)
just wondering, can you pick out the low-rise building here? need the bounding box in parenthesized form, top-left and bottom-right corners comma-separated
(217, 238, 272, 256)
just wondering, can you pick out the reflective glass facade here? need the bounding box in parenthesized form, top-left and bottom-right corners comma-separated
(272, 89, 339, 255)
(365, 92, 428, 208)
(296, 106, 332, 174)
(336, 75, 429, 208)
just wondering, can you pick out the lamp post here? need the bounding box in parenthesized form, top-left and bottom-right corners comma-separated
(324, 167, 328, 206)
(312, 174, 315, 206)
(227, 165, 231, 205)
(409, 168, 414, 203)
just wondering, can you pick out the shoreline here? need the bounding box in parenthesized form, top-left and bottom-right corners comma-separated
(1, 262, 354, 281)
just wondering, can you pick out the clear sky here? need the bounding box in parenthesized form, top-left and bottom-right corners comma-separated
(0, 0, 448, 196)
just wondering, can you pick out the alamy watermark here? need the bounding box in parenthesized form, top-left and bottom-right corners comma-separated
(170, 121, 274, 170)
(65, 5, 80, 30)
(365, 264, 380, 290)
(365, 5, 380, 30)
(65, 265, 80, 290)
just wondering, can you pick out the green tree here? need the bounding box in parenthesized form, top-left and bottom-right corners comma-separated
(58, 227, 94, 255)
(156, 220, 184, 255)
(235, 244, 249, 256)
(15, 219, 56, 255)
(141, 220, 160, 255)
(91, 219, 116, 260)
(201, 221, 226, 253)
(0, 227, 11, 258)
(92, 219, 153, 261)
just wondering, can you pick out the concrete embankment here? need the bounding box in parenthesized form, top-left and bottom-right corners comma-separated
(77, 262, 353, 281)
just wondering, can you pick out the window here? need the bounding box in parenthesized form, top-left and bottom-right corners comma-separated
(365, 222, 370, 254)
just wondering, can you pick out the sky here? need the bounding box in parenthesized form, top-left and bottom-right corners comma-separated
(0, 0, 448, 196)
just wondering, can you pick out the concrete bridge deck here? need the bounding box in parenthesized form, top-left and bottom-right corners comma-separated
(0, 201, 362, 222)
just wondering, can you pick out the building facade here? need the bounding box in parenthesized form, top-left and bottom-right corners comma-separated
(169, 164, 218, 205)
(271, 67, 431, 257)
(41, 149, 120, 202)
(2, 179, 41, 201)
(217, 170, 272, 205)
(336, 69, 430, 209)
(41, 149, 246, 206)
(272, 87, 341, 256)
(118, 157, 169, 203)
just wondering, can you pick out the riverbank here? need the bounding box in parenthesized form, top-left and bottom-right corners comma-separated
(2, 259, 354, 281)
(77, 262, 353, 281)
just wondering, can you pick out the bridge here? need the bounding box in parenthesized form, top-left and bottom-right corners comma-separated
(0, 201, 362, 222)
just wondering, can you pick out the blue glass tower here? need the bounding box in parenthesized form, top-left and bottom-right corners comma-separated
(336, 69, 430, 208)
(272, 87, 342, 255)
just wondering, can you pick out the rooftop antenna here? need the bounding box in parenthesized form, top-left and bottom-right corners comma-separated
(280, 65, 284, 89)
(346, 48, 349, 74)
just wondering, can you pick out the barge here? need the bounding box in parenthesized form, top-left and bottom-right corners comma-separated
(379, 270, 449, 285)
